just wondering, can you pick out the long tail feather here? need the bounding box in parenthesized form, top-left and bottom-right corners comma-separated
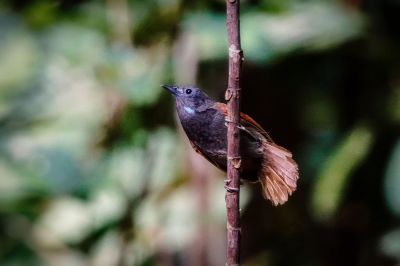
(259, 142, 299, 205)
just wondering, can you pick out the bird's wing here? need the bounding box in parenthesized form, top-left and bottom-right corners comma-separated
(214, 102, 273, 142)
(188, 139, 226, 171)
(214, 102, 298, 206)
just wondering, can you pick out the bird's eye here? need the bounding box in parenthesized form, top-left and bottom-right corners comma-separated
(185, 89, 192, 94)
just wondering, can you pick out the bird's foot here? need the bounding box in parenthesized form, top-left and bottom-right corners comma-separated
(224, 119, 245, 130)
(224, 179, 241, 193)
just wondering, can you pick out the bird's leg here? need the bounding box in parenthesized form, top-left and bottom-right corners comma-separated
(224, 175, 243, 193)
(224, 179, 240, 192)
(224, 118, 244, 130)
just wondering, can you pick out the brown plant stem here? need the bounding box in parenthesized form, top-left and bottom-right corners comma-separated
(225, 0, 243, 265)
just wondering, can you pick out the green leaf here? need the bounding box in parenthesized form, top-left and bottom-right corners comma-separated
(384, 139, 400, 216)
(311, 124, 374, 221)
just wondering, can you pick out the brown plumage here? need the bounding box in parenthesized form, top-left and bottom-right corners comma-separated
(162, 85, 299, 205)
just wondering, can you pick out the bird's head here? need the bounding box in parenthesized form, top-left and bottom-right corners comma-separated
(161, 85, 214, 111)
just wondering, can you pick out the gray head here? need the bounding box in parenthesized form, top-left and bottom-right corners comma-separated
(161, 85, 214, 110)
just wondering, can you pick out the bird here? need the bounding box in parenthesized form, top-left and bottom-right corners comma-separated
(162, 84, 299, 205)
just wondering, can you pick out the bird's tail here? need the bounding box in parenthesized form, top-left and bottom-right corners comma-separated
(259, 141, 299, 206)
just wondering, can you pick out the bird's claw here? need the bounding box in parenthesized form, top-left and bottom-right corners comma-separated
(224, 184, 239, 193)
(224, 179, 241, 193)
(224, 119, 244, 130)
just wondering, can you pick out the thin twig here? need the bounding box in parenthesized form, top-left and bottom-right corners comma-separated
(225, 0, 243, 265)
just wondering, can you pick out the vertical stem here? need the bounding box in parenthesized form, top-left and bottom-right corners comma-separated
(225, 0, 243, 265)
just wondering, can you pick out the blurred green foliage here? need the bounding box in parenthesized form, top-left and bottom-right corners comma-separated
(0, 0, 399, 265)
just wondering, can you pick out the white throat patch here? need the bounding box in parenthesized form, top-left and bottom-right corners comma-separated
(183, 106, 195, 114)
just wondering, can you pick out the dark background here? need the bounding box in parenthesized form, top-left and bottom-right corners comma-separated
(0, 0, 399, 265)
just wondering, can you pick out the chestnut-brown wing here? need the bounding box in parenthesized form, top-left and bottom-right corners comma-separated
(214, 102, 273, 142)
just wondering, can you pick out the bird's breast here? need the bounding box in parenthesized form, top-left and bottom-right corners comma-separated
(177, 104, 263, 180)
(177, 106, 227, 152)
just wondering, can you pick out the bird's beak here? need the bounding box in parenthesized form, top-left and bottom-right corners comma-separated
(161, 84, 178, 96)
